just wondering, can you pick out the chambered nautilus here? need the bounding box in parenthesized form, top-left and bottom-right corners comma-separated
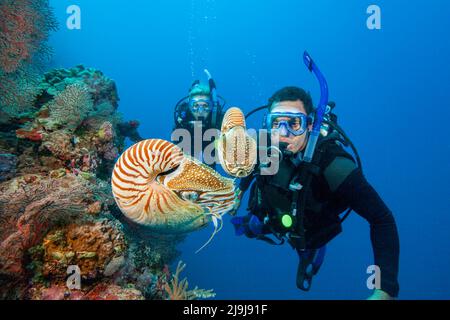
(111, 139, 237, 252)
(217, 107, 257, 178)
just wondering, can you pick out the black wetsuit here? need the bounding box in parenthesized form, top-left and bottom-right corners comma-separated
(240, 141, 400, 297)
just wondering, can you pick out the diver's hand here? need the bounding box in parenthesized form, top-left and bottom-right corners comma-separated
(367, 289, 395, 300)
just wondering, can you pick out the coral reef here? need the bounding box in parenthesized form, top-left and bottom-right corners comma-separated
(117, 120, 143, 142)
(0, 173, 110, 297)
(28, 283, 144, 300)
(0, 64, 214, 300)
(0, 153, 16, 181)
(2, 65, 140, 180)
(39, 83, 94, 132)
(40, 220, 126, 280)
(39, 65, 119, 108)
(0, 0, 58, 112)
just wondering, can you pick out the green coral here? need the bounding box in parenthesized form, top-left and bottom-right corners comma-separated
(79, 171, 96, 181)
(77, 251, 97, 259)
(45, 230, 65, 246)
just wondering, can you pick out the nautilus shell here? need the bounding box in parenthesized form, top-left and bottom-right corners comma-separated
(111, 139, 236, 237)
(217, 107, 257, 178)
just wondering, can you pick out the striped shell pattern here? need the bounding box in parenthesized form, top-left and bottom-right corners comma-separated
(217, 107, 257, 178)
(111, 139, 236, 235)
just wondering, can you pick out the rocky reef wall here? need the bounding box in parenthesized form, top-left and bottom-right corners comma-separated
(0, 66, 214, 300)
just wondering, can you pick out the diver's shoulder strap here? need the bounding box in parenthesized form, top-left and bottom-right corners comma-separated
(290, 137, 354, 251)
(289, 160, 321, 251)
(289, 139, 333, 251)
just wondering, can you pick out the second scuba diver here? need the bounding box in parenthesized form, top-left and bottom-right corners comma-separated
(173, 70, 226, 167)
(231, 53, 400, 300)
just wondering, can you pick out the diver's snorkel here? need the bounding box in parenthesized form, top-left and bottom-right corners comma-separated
(204, 69, 220, 126)
(302, 51, 329, 163)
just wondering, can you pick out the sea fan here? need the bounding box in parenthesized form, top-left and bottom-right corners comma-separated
(0, 0, 58, 112)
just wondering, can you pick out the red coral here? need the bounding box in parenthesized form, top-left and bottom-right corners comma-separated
(0, 0, 57, 73)
(16, 128, 43, 141)
(32, 283, 143, 300)
(0, 0, 57, 109)
(129, 120, 139, 128)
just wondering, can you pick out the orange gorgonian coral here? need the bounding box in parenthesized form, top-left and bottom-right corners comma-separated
(0, 0, 57, 73)
(0, 0, 58, 109)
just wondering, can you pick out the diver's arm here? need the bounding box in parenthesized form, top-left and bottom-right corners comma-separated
(325, 158, 400, 298)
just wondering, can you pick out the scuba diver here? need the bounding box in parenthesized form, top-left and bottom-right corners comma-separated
(231, 52, 400, 300)
(173, 69, 226, 167)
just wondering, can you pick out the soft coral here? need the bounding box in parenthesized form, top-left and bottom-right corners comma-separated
(0, 0, 55, 73)
(0, 0, 57, 109)
(16, 127, 43, 142)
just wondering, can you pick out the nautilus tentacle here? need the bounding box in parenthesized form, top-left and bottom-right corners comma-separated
(217, 107, 257, 178)
(111, 139, 237, 238)
(194, 208, 224, 254)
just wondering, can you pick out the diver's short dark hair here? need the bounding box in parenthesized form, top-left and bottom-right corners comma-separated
(268, 86, 314, 114)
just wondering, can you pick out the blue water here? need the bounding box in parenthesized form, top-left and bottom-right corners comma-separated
(49, 0, 450, 299)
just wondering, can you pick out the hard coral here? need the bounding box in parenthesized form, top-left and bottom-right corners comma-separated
(40, 130, 74, 161)
(29, 283, 144, 300)
(84, 283, 143, 300)
(42, 220, 126, 280)
(0, 62, 152, 299)
(98, 121, 114, 142)
(9, 65, 137, 177)
(0, 174, 109, 281)
(38, 66, 119, 108)
(0, 153, 17, 181)
(16, 127, 43, 142)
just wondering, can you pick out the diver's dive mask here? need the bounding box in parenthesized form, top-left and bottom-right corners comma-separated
(266, 112, 310, 137)
(189, 97, 212, 118)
